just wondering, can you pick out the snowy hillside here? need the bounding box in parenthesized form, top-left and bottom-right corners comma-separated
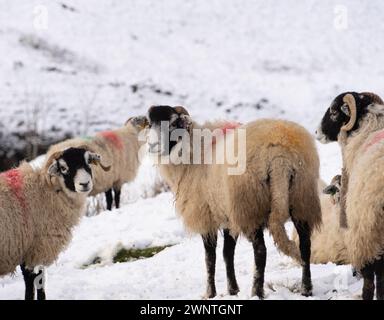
(0, 0, 383, 299)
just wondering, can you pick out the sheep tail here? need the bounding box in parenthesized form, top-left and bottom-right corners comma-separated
(267, 160, 302, 264)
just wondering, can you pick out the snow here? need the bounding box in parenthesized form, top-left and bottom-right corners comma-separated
(0, 0, 383, 299)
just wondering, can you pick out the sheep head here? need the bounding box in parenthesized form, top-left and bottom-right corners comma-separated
(146, 105, 192, 156)
(316, 92, 384, 143)
(45, 147, 101, 194)
(323, 174, 341, 204)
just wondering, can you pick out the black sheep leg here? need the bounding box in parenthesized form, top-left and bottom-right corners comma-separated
(202, 232, 217, 298)
(105, 189, 113, 211)
(35, 268, 46, 300)
(21, 265, 46, 300)
(292, 218, 312, 296)
(223, 229, 239, 295)
(361, 263, 375, 300)
(251, 228, 266, 299)
(375, 255, 384, 300)
(20, 264, 35, 300)
(113, 187, 121, 209)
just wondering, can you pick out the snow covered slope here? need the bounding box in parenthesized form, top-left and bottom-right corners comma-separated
(0, 0, 383, 299)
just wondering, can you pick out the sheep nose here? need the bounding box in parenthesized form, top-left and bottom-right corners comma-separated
(315, 130, 318, 135)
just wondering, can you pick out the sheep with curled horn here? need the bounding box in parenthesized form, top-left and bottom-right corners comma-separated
(0, 147, 105, 299)
(145, 105, 321, 299)
(317, 91, 384, 300)
(46, 116, 148, 210)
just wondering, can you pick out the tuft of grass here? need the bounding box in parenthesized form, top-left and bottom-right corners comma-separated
(82, 245, 172, 268)
(113, 245, 171, 263)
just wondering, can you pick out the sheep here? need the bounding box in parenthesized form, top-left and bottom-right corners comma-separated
(144, 105, 321, 299)
(292, 175, 349, 265)
(0, 146, 108, 300)
(46, 116, 148, 210)
(316, 91, 384, 299)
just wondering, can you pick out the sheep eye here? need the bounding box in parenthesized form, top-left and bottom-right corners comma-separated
(60, 166, 68, 174)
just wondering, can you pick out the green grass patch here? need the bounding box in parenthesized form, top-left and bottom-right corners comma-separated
(82, 245, 173, 268)
(113, 245, 172, 263)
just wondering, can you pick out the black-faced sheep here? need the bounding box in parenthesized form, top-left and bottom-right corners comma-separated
(145, 106, 321, 299)
(0, 147, 108, 299)
(317, 91, 384, 300)
(46, 116, 147, 210)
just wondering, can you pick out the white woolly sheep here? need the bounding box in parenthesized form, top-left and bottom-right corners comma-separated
(317, 91, 384, 300)
(46, 116, 147, 210)
(0, 147, 108, 299)
(145, 106, 321, 299)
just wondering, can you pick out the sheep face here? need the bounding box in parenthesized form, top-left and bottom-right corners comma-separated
(146, 105, 191, 157)
(316, 92, 377, 143)
(323, 174, 341, 204)
(47, 147, 97, 193)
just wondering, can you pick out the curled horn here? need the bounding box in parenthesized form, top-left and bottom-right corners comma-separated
(88, 152, 111, 172)
(360, 92, 384, 105)
(125, 117, 133, 126)
(44, 150, 64, 174)
(174, 106, 190, 115)
(125, 116, 149, 129)
(77, 145, 111, 172)
(340, 93, 357, 132)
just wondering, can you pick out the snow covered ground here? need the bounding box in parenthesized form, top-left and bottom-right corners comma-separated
(0, 0, 383, 299)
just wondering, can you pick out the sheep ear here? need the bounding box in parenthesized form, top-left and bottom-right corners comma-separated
(340, 103, 350, 116)
(323, 185, 337, 195)
(47, 161, 60, 176)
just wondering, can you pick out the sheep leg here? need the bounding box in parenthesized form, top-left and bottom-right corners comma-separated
(361, 263, 375, 300)
(292, 219, 312, 296)
(202, 232, 217, 298)
(251, 228, 266, 299)
(35, 267, 46, 300)
(113, 187, 121, 209)
(20, 264, 35, 300)
(375, 256, 384, 300)
(105, 189, 113, 210)
(223, 229, 239, 295)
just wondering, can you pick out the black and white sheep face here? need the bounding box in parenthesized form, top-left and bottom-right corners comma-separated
(48, 148, 98, 193)
(316, 92, 373, 143)
(146, 105, 191, 157)
(323, 174, 341, 204)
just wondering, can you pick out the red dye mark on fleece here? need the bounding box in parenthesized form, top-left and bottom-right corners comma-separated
(99, 131, 123, 150)
(364, 130, 384, 152)
(212, 122, 242, 145)
(1, 169, 28, 223)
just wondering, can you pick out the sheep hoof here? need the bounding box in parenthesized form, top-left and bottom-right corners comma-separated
(251, 287, 265, 300)
(301, 287, 312, 297)
(203, 288, 217, 299)
(228, 286, 240, 296)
